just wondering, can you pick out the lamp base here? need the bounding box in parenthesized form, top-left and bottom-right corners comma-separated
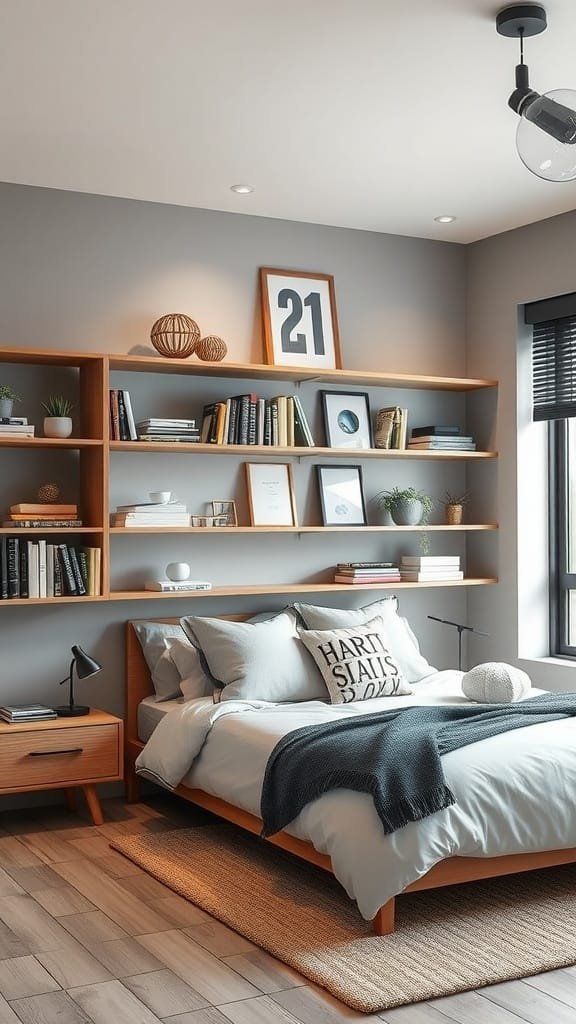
(55, 705, 90, 717)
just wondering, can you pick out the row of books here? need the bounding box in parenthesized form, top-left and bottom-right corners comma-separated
(110, 500, 190, 528)
(399, 555, 463, 581)
(3, 503, 82, 528)
(201, 394, 314, 447)
(0, 704, 57, 723)
(0, 538, 101, 598)
(109, 389, 137, 440)
(407, 425, 476, 452)
(374, 407, 408, 450)
(333, 561, 402, 585)
(0, 417, 35, 438)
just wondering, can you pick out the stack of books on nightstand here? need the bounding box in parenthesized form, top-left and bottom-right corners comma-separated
(110, 500, 190, 527)
(333, 561, 401, 585)
(0, 704, 57, 723)
(407, 426, 476, 451)
(400, 556, 463, 582)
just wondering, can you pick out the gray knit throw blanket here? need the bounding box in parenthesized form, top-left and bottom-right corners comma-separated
(260, 693, 576, 838)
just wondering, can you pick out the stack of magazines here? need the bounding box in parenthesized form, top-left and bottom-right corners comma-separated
(333, 561, 401, 585)
(136, 418, 200, 443)
(110, 499, 190, 528)
(408, 426, 476, 451)
(0, 704, 57, 723)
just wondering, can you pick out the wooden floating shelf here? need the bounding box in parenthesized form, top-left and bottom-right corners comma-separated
(110, 524, 499, 535)
(0, 527, 104, 535)
(110, 579, 498, 601)
(0, 437, 102, 449)
(110, 353, 497, 392)
(110, 441, 497, 460)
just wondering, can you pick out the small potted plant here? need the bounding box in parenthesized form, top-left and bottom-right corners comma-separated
(0, 385, 21, 420)
(42, 396, 74, 438)
(442, 490, 471, 525)
(373, 486, 434, 526)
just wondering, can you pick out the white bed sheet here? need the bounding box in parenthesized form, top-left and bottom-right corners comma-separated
(137, 696, 184, 742)
(136, 672, 576, 920)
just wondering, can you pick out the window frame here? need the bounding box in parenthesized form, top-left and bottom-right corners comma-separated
(550, 418, 576, 657)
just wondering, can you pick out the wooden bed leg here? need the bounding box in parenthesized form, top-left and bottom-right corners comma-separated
(125, 764, 140, 803)
(372, 897, 395, 935)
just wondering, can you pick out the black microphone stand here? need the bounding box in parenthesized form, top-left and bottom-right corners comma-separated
(427, 615, 489, 672)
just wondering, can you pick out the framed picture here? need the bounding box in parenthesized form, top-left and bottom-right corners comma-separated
(321, 391, 373, 449)
(260, 267, 342, 370)
(316, 465, 367, 526)
(245, 463, 298, 527)
(208, 500, 238, 527)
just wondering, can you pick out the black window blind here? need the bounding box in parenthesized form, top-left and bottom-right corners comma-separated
(532, 316, 576, 421)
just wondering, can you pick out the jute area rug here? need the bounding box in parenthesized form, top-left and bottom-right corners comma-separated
(111, 825, 576, 1014)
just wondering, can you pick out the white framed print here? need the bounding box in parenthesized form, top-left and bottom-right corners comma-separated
(260, 267, 342, 369)
(245, 463, 298, 527)
(316, 464, 367, 526)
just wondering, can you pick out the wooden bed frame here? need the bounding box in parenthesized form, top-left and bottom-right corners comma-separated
(124, 617, 576, 935)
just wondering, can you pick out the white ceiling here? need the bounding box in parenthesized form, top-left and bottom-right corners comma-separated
(1, 0, 576, 243)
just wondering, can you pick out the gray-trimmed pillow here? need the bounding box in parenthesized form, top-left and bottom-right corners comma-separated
(166, 638, 216, 701)
(299, 616, 412, 704)
(133, 622, 190, 701)
(294, 598, 435, 683)
(180, 609, 326, 703)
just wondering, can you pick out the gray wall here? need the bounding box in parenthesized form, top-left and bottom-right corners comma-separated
(0, 183, 476, 755)
(467, 210, 576, 690)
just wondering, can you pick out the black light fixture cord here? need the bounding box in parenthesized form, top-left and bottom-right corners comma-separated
(519, 25, 524, 65)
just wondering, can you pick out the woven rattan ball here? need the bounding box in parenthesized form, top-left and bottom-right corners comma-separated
(150, 313, 200, 359)
(196, 335, 227, 362)
(37, 482, 61, 503)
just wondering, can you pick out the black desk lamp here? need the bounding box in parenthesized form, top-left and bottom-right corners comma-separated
(55, 645, 102, 717)
(427, 615, 489, 672)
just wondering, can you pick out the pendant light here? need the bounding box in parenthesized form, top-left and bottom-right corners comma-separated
(496, 4, 576, 182)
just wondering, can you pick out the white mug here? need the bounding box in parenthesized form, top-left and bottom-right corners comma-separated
(150, 491, 172, 504)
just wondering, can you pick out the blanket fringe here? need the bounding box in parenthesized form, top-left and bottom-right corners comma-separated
(375, 784, 455, 835)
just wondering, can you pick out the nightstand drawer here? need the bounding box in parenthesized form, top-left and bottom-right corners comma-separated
(0, 723, 120, 789)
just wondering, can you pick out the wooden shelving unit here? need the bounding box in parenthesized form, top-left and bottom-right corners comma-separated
(0, 346, 498, 606)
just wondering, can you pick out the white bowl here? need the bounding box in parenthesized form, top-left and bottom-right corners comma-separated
(149, 491, 172, 504)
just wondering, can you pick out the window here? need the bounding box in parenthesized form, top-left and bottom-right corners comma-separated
(526, 295, 576, 657)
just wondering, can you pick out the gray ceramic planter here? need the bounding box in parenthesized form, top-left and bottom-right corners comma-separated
(391, 499, 423, 526)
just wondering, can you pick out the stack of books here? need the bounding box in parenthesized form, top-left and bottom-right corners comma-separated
(136, 418, 200, 443)
(407, 426, 476, 451)
(201, 394, 313, 447)
(374, 407, 408, 449)
(110, 500, 190, 528)
(0, 704, 57, 723)
(0, 538, 101, 598)
(0, 417, 34, 438)
(109, 390, 137, 440)
(4, 503, 82, 528)
(333, 561, 401, 585)
(400, 555, 463, 582)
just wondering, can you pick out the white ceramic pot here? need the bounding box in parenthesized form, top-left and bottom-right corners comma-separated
(0, 398, 14, 418)
(166, 562, 190, 581)
(44, 416, 73, 438)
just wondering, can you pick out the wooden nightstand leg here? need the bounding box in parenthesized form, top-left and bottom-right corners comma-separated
(82, 785, 104, 826)
(64, 788, 77, 812)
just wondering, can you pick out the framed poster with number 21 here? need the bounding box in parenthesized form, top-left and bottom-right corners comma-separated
(260, 268, 342, 370)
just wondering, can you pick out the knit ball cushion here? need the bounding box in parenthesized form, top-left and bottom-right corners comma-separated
(462, 662, 532, 703)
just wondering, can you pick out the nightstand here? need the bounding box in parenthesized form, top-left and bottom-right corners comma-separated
(0, 709, 123, 825)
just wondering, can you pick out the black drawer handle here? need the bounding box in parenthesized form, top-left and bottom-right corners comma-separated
(28, 747, 83, 757)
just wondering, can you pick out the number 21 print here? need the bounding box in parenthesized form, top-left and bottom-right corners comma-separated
(260, 268, 342, 369)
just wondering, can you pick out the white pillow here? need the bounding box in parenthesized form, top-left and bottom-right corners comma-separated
(293, 598, 435, 683)
(462, 663, 532, 703)
(166, 638, 215, 700)
(180, 609, 326, 703)
(133, 622, 190, 701)
(299, 616, 412, 704)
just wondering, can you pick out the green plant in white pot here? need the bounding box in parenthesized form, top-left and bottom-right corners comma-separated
(42, 395, 74, 438)
(373, 486, 434, 527)
(0, 385, 21, 420)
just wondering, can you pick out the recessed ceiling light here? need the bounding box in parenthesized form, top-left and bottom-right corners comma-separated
(434, 215, 457, 224)
(230, 184, 255, 195)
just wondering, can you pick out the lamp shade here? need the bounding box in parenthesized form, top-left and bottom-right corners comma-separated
(516, 89, 576, 181)
(71, 645, 102, 680)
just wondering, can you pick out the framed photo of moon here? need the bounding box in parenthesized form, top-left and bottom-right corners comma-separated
(316, 465, 367, 526)
(321, 391, 373, 449)
(260, 268, 342, 369)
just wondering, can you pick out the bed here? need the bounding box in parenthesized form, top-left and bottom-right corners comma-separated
(125, 615, 576, 935)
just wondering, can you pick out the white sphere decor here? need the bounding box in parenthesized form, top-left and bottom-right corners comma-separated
(165, 562, 191, 582)
(462, 662, 531, 704)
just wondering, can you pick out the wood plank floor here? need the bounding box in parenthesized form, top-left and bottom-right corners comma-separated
(0, 797, 571, 1023)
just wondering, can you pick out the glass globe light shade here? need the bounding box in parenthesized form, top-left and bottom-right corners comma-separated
(516, 89, 576, 182)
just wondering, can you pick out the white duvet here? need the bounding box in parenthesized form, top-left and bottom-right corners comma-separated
(136, 671, 576, 920)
